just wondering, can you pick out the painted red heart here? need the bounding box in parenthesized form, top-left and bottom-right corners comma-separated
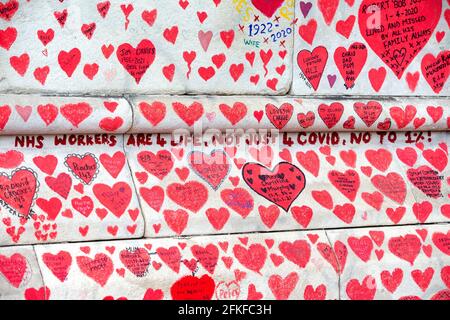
(137, 150, 173, 180)
(45, 173, 72, 199)
(407, 166, 442, 199)
(10, 53, 29, 76)
(421, 51, 449, 94)
(317, 241, 347, 274)
(318, 0, 339, 25)
(0, 0, 19, 21)
(0, 150, 23, 168)
(156, 246, 181, 273)
(116, 39, 156, 84)
(191, 244, 219, 275)
(163, 209, 189, 235)
(359, 0, 441, 78)
(220, 188, 254, 218)
(65, 153, 98, 185)
(346, 276, 376, 300)
(0, 169, 37, 217)
(265, 103, 293, 130)
(0, 253, 27, 288)
(172, 102, 204, 126)
(58, 48, 81, 77)
(297, 46, 328, 91)
(42, 251, 72, 282)
(334, 42, 367, 88)
(71, 196, 94, 217)
(139, 101, 166, 126)
(353, 101, 382, 127)
(171, 275, 215, 300)
(233, 244, 267, 274)
(119, 248, 150, 277)
(243, 162, 306, 211)
(328, 169, 360, 202)
(318, 103, 344, 129)
(188, 150, 230, 190)
(100, 151, 125, 179)
(205, 207, 230, 230)
(60, 103, 93, 128)
(371, 173, 406, 205)
(167, 181, 208, 213)
(388, 234, 421, 265)
(219, 102, 247, 125)
(0, 27, 17, 50)
(251, 0, 284, 18)
(140, 186, 164, 212)
(76, 254, 113, 287)
(93, 182, 132, 218)
(37, 104, 58, 126)
(348, 236, 373, 262)
(433, 232, 450, 255)
(380, 268, 403, 293)
(0, 105, 12, 130)
(268, 272, 299, 300)
(33, 155, 57, 175)
(279, 240, 310, 268)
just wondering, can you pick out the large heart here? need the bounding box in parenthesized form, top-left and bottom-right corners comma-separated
(93, 182, 132, 218)
(42, 251, 72, 283)
(265, 103, 293, 130)
(171, 275, 215, 300)
(233, 244, 267, 274)
(279, 240, 311, 268)
(407, 166, 442, 199)
(328, 169, 360, 202)
(358, 0, 442, 79)
(371, 173, 406, 205)
(188, 150, 230, 190)
(167, 181, 208, 213)
(76, 254, 113, 287)
(251, 0, 284, 18)
(388, 234, 421, 265)
(116, 39, 156, 84)
(0, 168, 37, 217)
(119, 248, 150, 277)
(60, 103, 93, 128)
(334, 42, 367, 88)
(65, 153, 99, 185)
(243, 162, 306, 211)
(137, 150, 173, 180)
(0, 253, 27, 288)
(191, 244, 219, 275)
(297, 46, 328, 91)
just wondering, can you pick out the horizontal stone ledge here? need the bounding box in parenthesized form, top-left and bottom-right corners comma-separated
(0, 0, 294, 95)
(0, 94, 132, 134)
(291, 0, 449, 96)
(0, 131, 448, 245)
(129, 95, 450, 133)
(1, 94, 448, 135)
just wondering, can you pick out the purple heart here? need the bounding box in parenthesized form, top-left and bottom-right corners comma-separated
(300, 2, 312, 18)
(327, 74, 337, 88)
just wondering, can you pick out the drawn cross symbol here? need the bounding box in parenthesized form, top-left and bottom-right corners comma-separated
(290, 18, 298, 26)
(238, 24, 245, 33)
(263, 37, 269, 44)
(253, 15, 260, 22)
(279, 40, 286, 48)
(274, 16, 281, 23)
